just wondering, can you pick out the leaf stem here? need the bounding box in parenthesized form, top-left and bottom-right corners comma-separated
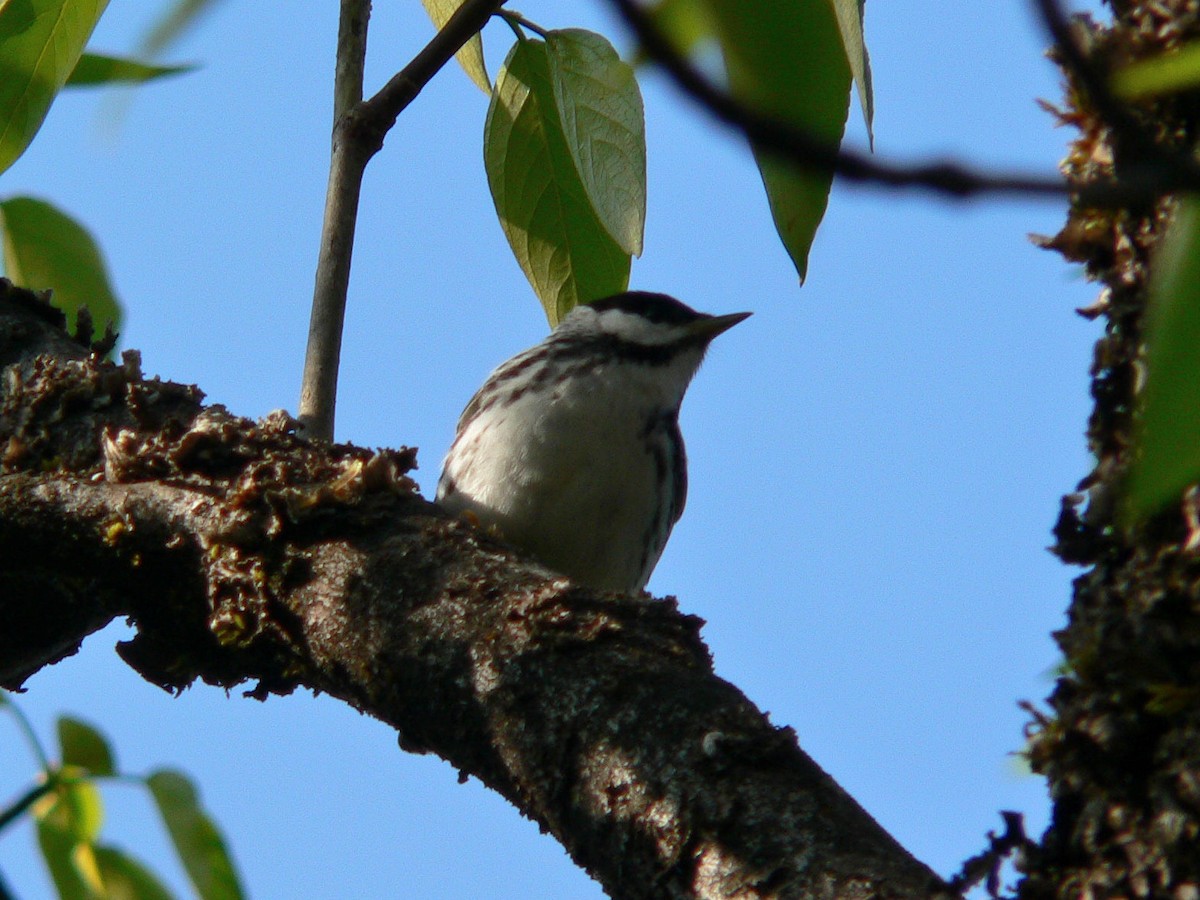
(496, 9, 548, 39)
(0, 783, 52, 835)
(1, 693, 49, 771)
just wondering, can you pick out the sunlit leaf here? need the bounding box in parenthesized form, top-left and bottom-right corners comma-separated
(36, 778, 105, 843)
(138, 0, 226, 58)
(95, 844, 177, 900)
(66, 52, 195, 87)
(0, 195, 123, 338)
(58, 716, 117, 777)
(1127, 198, 1200, 518)
(148, 770, 244, 900)
(1114, 40, 1200, 98)
(0, 0, 111, 174)
(37, 818, 103, 900)
(485, 38, 630, 326)
(830, 0, 873, 147)
(702, 0, 852, 282)
(421, 0, 490, 93)
(546, 29, 646, 256)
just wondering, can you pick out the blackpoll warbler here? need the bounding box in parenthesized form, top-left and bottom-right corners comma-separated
(437, 291, 750, 592)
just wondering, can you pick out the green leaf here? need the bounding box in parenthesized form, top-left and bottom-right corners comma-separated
(1113, 39, 1200, 98)
(1127, 198, 1200, 518)
(635, 0, 715, 65)
(702, 0, 853, 282)
(39, 780, 104, 844)
(66, 52, 195, 88)
(546, 29, 646, 257)
(147, 770, 244, 900)
(137, 0, 224, 59)
(830, 0, 873, 147)
(0, 195, 122, 338)
(485, 38, 631, 326)
(37, 818, 103, 900)
(421, 0, 490, 93)
(94, 845, 177, 900)
(0, 0, 112, 175)
(58, 717, 117, 777)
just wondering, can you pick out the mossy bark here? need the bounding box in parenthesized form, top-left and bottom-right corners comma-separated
(1024, 3, 1200, 897)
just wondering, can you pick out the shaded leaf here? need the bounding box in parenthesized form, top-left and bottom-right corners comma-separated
(547, 29, 646, 256)
(95, 845, 177, 900)
(147, 770, 244, 900)
(138, 0, 226, 59)
(702, 0, 852, 282)
(1128, 198, 1200, 517)
(421, 0, 490, 93)
(830, 0, 873, 147)
(37, 818, 102, 900)
(0, 195, 123, 338)
(0, 0, 111, 175)
(485, 38, 630, 326)
(635, 0, 715, 64)
(58, 716, 117, 777)
(66, 52, 195, 88)
(1114, 39, 1200, 98)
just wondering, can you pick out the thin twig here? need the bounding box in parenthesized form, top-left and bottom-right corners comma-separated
(947, 811, 1034, 897)
(333, 0, 368, 116)
(0, 783, 53, 834)
(300, 0, 506, 440)
(300, 0, 373, 440)
(605, 0, 1066, 198)
(603, 0, 1200, 205)
(358, 0, 505, 137)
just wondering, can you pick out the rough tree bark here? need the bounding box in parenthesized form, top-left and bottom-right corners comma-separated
(1021, 1, 1200, 897)
(0, 279, 951, 899)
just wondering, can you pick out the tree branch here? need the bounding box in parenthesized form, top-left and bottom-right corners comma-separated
(604, 0, 1200, 207)
(1, 281, 955, 898)
(1018, 1, 1200, 895)
(300, 1, 372, 441)
(299, 0, 506, 441)
(357, 0, 504, 135)
(333, 0, 369, 116)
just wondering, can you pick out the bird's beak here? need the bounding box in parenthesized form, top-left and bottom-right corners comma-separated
(691, 311, 752, 341)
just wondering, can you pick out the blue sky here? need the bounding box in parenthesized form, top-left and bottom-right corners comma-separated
(2, 2, 1107, 897)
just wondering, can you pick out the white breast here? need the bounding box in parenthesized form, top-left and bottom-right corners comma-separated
(439, 353, 697, 591)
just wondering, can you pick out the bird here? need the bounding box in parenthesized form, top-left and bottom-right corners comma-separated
(437, 291, 750, 593)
